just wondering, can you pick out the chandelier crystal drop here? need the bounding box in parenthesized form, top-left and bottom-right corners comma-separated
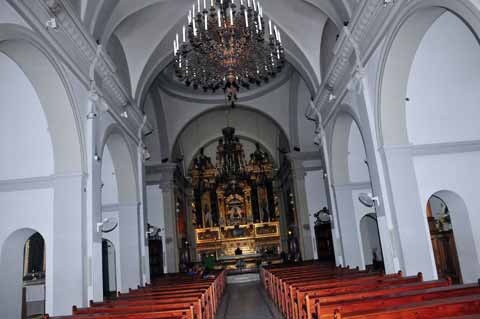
(173, 0, 285, 106)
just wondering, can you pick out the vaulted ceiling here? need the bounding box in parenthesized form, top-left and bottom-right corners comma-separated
(70, 0, 347, 165)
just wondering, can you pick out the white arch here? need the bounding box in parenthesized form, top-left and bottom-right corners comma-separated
(376, 1, 480, 146)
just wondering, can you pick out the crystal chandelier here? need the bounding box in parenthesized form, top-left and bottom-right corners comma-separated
(173, 0, 285, 106)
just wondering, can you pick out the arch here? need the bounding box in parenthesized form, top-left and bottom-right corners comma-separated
(101, 125, 138, 204)
(0, 228, 43, 319)
(360, 213, 383, 269)
(171, 104, 292, 169)
(0, 24, 84, 175)
(329, 108, 369, 185)
(426, 190, 479, 283)
(377, 1, 480, 146)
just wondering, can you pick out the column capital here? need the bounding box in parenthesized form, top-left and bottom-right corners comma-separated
(145, 163, 177, 191)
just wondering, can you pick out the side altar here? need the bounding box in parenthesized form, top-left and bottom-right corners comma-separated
(189, 127, 282, 266)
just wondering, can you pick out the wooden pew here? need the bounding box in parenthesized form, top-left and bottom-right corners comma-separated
(334, 294, 480, 319)
(304, 279, 452, 319)
(320, 283, 480, 319)
(45, 270, 226, 319)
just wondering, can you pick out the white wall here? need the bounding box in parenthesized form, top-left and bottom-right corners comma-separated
(0, 188, 53, 319)
(348, 123, 369, 183)
(101, 145, 119, 205)
(0, 52, 54, 180)
(414, 151, 480, 283)
(406, 12, 480, 144)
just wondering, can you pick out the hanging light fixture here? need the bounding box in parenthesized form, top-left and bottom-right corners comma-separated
(173, 0, 285, 106)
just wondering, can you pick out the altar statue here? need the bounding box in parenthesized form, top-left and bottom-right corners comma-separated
(204, 204, 213, 228)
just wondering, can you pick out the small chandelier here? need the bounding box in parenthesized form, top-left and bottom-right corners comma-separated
(173, 0, 285, 106)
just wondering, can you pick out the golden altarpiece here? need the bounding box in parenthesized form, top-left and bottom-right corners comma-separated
(190, 127, 281, 265)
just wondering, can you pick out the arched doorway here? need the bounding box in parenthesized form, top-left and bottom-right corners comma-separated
(101, 239, 117, 298)
(0, 229, 45, 319)
(360, 214, 383, 271)
(22, 232, 46, 318)
(426, 191, 478, 284)
(313, 207, 335, 262)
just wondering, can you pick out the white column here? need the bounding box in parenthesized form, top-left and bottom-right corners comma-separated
(289, 157, 314, 261)
(118, 203, 142, 292)
(85, 92, 104, 302)
(333, 184, 365, 269)
(49, 174, 86, 315)
(158, 164, 179, 273)
(381, 146, 436, 279)
(136, 146, 150, 285)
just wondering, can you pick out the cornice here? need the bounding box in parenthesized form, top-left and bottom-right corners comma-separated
(306, 0, 395, 124)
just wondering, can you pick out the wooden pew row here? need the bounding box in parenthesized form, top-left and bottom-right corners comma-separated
(321, 283, 480, 319)
(263, 264, 480, 319)
(45, 270, 226, 319)
(334, 294, 480, 319)
(304, 279, 452, 319)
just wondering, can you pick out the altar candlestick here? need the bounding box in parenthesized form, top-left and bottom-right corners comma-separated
(217, 9, 221, 27)
(268, 19, 272, 36)
(253, 0, 256, 11)
(248, 0, 251, 7)
(188, 10, 192, 24)
(197, 0, 201, 12)
(230, 7, 233, 25)
(173, 40, 176, 56)
(183, 25, 186, 42)
(258, 14, 262, 31)
(204, 0, 206, 9)
(193, 4, 195, 16)
(245, 10, 248, 28)
(205, 13, 208, 30)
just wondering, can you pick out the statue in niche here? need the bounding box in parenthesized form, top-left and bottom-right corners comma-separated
(259, 200, 269, 222)
(204, 204, 213, 228)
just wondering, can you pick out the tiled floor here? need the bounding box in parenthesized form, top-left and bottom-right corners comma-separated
(215, 282, 284, 319)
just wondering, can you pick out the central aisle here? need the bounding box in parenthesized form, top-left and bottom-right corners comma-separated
(215, 281, 284, 319)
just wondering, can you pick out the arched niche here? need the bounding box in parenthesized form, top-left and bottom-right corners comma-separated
(426, 191, 479, 283)
(379, 5, 480, 146)
(0, 228, 44, 319)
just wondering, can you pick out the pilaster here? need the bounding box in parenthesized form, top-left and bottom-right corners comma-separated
(381, 145, 436, 279)
(288, 154, 315, 261)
